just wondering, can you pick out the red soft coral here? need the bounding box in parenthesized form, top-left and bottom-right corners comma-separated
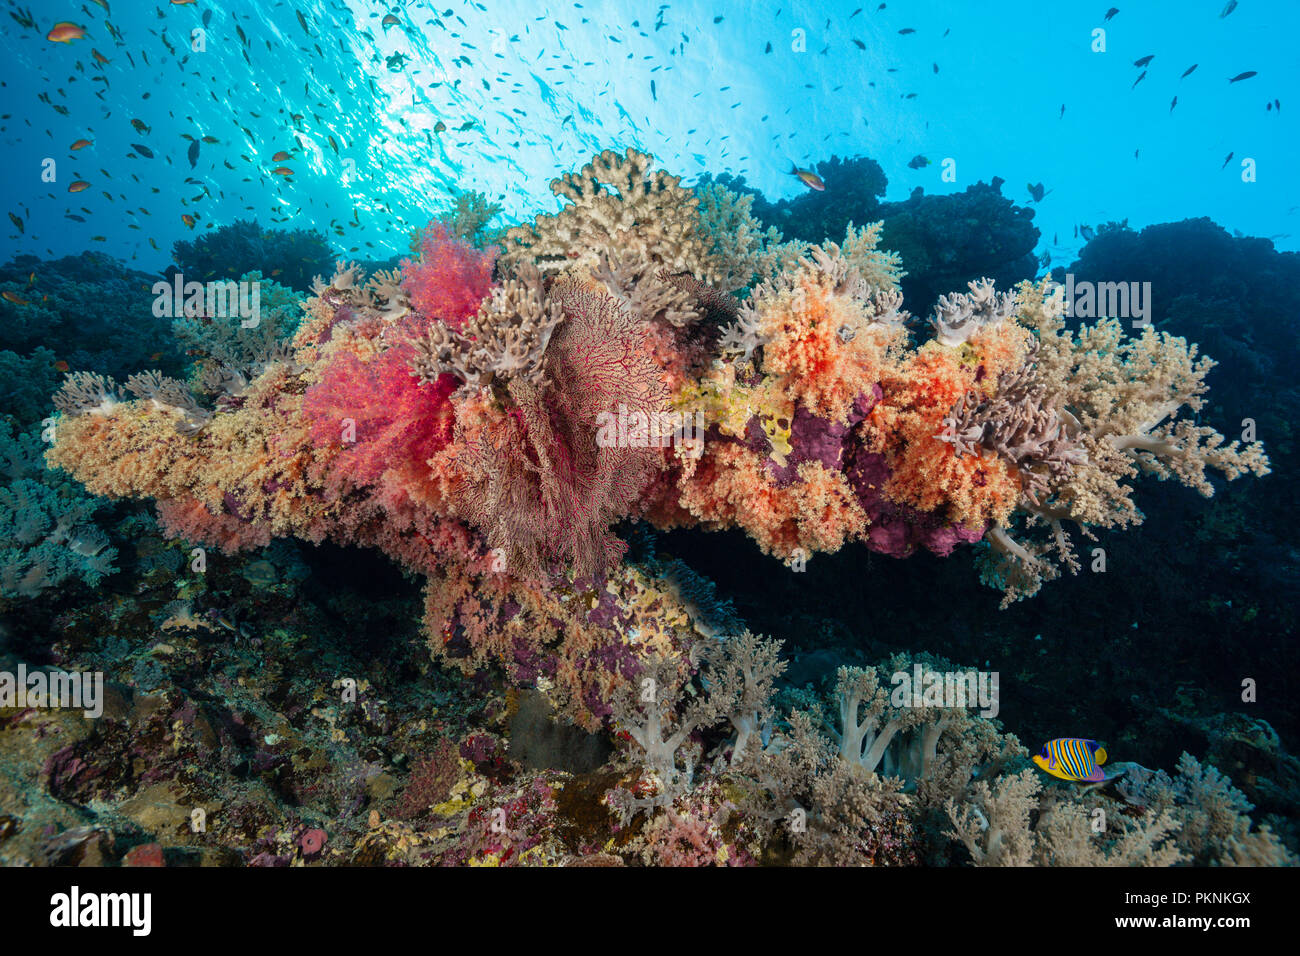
(303, 337, 457, 496)
(400, 222, 497, 329)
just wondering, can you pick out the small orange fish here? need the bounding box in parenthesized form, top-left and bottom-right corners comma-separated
(54, 360, 70, 372)
(790, 164, 825, 191)
(201, 136, 219, 144)
(149, 352, 164, 361)
(272, 166, 294, 176)
(47, 22, 87, 44)
(181, 213, 196, 228)
(70, 138, 92, 150)
(131, 119, 150, 135)
(382, 13, 401, 30)
(91, 48, 109, 65)
(433, 120, 447, 133)
(2, 291, 31, 306)
(68, 180, 91, 192)
(271, 150, 292, 162)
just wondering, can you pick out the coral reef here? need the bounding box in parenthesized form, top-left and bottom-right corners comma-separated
(0, 252, 184, 390)
(708, 156, 1040, 314)
(14, 149, 1284, 868)
(1, 421, 117, 601)
(41, 146, 1269, 690)
(170, 219, 336, 293)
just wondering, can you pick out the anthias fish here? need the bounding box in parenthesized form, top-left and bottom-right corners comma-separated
(789, 164, 825, 190)
(47, 22, 86, 43)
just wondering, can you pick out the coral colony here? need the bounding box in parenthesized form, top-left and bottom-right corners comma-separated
(33, 148, 1287, 865)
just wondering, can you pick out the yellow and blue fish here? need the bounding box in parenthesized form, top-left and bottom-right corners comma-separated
(1033, 738, 1115, 783)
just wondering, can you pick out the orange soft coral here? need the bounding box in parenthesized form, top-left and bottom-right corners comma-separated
(754, 276, 903, 423)
(673, 441, 866, 560)
(874, 340, 1024, 528)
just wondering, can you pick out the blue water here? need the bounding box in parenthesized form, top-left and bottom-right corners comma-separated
(1, 0, 1297, 269)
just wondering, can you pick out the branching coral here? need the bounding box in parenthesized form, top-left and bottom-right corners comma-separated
(124, 370, 212, 435)
(607, 653, 721, 819)
(944, 769, 1040, 866)
(946, 769, 1187, 866)
(792, 759, 917, 866)
(935, 344, 1087, 509)
(930, 276, 1017, 346)
(976, 280, 1271, 604)
(172, 271, 303, 395)
(1115, 753, 1297, 865)
(699, 629, 787, 764)
(411, 261, 563, 391)
(503, 148, 728, 331)
(694, 180, 788, 293)
(430, 190, 505, 249)
(504, 147, 721, 282)
(53, 371, 123, 418)
(825, 654, 1012, 793)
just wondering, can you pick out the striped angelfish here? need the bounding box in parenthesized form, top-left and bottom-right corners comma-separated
(1033, 738, 1109, 783)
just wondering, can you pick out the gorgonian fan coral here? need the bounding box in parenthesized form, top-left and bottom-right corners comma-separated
(44, 148, 1269, 730)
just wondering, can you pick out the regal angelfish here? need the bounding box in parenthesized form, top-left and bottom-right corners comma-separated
(1033, 738, 1110, 783)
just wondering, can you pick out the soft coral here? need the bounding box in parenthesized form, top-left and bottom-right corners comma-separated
(400, 222, 497, 329)
(303, 335, 457, 495)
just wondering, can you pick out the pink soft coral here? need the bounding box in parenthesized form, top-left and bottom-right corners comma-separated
(155, 497, 273, 554)
(401, 223, 497, 329)
(303, 335, 457, 496)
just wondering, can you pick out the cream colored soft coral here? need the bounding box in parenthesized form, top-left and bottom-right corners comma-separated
(694, 180, 786, 292)
(504, 148, 730, 328)
(505, 147, 720, 279)
(978, 279, 1271, 605)
(411, 261, 564, 391)
(1020, 277, 1269, 514)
